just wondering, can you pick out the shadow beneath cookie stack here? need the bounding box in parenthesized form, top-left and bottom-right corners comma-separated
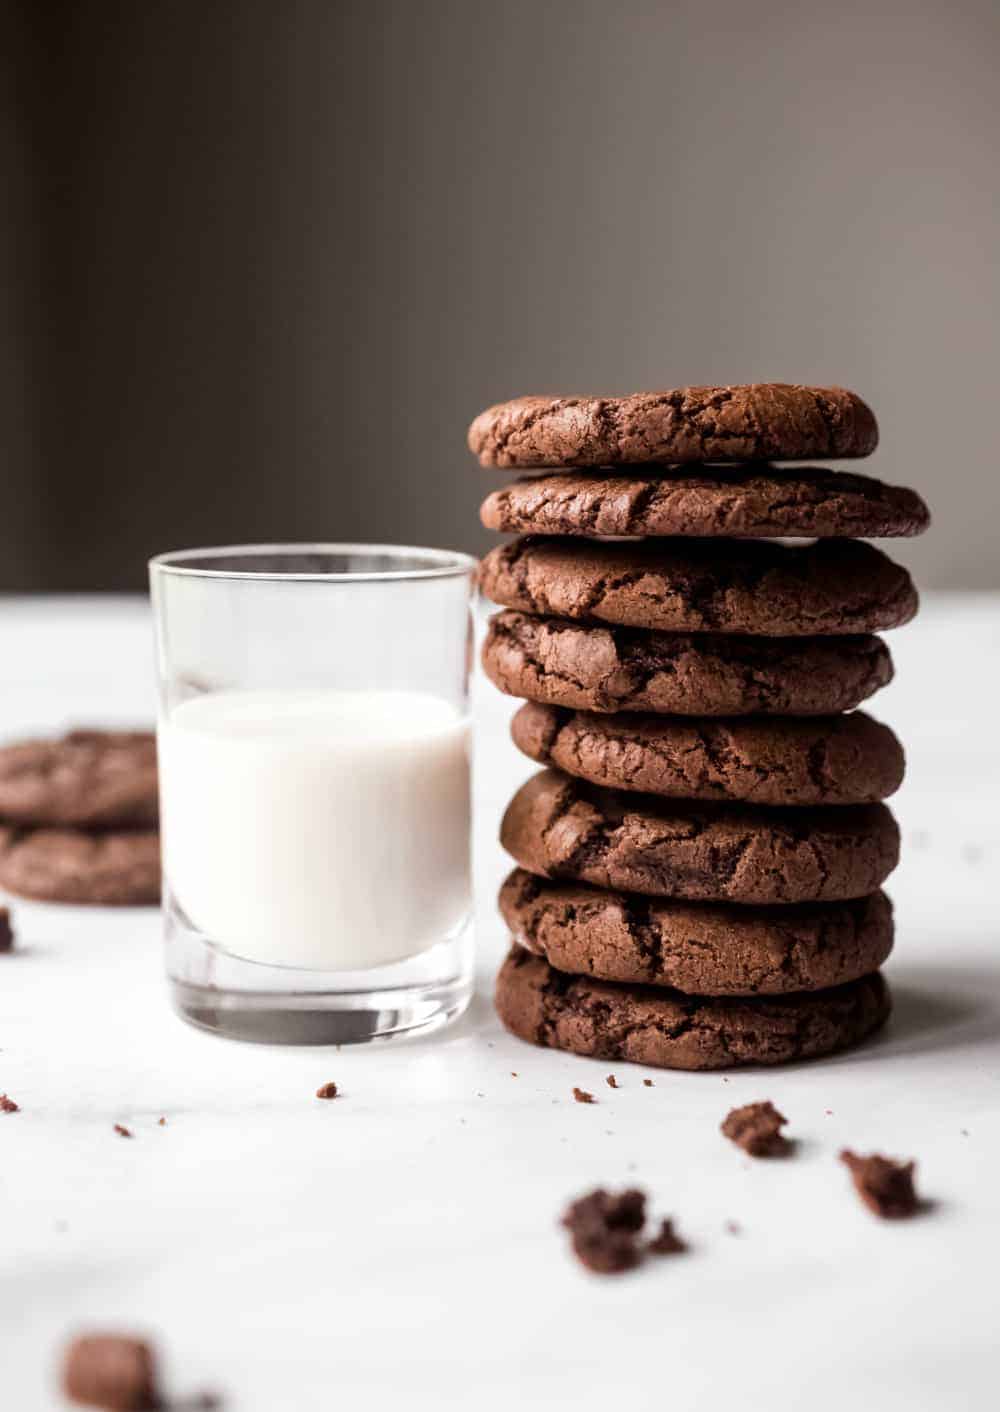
(469, 383, 929, 1072)
(827, 957, 1000, 1065)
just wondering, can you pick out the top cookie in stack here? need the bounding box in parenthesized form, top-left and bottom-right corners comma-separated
(472, 383, 929, 1071)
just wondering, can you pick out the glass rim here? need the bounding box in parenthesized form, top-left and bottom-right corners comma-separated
(148, 542, 479, 584)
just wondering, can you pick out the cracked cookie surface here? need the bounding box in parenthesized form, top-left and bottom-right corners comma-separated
(479, 537, 917, 636)
(499, 869, 893, 994)
(510, 703, 904, 805)
(482, 612, 894, 716)
(495, 945, 891, 1070)
(480, 465, 928, 539)
(469, 385, 878, 468)
(501, 769, 899, 903)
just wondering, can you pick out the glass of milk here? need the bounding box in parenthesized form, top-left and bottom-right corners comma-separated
(149, 544, 477, 1044)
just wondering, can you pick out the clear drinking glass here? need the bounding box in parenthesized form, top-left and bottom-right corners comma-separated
(149, 544, 477, 1045)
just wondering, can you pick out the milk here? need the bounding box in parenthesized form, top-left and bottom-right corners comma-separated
(158, 689, 471, 971)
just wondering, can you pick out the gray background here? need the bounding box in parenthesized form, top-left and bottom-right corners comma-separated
(4, 0, 998, 590)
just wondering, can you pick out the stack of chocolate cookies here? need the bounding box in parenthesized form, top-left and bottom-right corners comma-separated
(470, 384, 929, 1071)
(0, 730, 160, 905)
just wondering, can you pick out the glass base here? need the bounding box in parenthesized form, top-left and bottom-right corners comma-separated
(164, 891, 474, 1045)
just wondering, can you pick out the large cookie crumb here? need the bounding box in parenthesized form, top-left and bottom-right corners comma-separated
(721, 1101, 790, 1156)
(562, 1188, 646, 1274)
(61, 1333, 159, 1410)
(840, 1149, 920, 1218)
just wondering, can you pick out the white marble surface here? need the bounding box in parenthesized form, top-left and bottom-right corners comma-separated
(3, 592, 998, 1411)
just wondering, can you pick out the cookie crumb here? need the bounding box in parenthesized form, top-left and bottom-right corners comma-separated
(647, 1218, 686, 1256)
(721, 1101, 789, 1157)
(0, 907, 13, 952)
(61, 1333, 159, 1410)
(562, 1187, 646, 1274)
(643, 1079, 653, 1087)
(840, 1149, 920, 1218)
(564, 1187, 645, 1233)
(157, 1117, 166, 1126)
(0, 1093, 18, 1113)
(961, 1128, 969, 1137)
(510, 1072, 518, 1077)
(605, 1074, 618, 1089)
(572, 1087, 595, 1104)
(724, 1219, 742, 1236)
(113, 1123, 132, 1138)
(315, 1082, 338, 1100)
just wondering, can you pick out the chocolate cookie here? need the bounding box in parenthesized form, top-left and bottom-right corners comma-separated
(0, 730, 157, 827)
(480, 466, 929, 539)
(501, 770, 899, 903)
(468, 385, 878, 468)
(496, 946, 891, 1070)
(499, 868, 894, 994)
(510, 703, 904, 805)
(0, 827, 160, 904)
(479, 537, 917, 636)
(483, 612, 894, 716)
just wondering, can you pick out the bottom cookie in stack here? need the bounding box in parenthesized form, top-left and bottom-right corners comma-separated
(496, 945, 891, 1073)
(0, 730, 161, 905)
